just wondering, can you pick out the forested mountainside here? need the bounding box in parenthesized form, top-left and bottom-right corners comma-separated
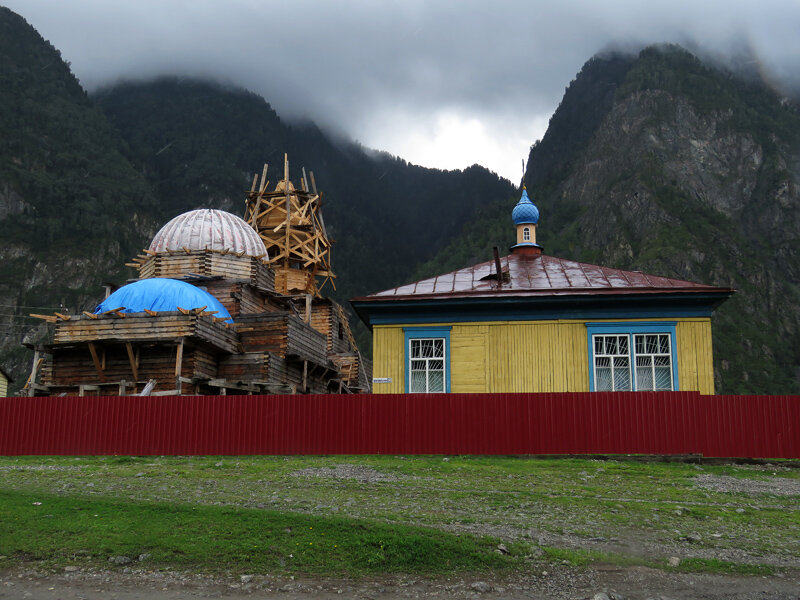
(0, 7, 161, 386)
(0, 7, 515, 391)
(417, 46, 800, 394)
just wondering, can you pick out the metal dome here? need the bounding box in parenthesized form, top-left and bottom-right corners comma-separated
(149, 209, 267, 257)
(512, 189, 539, 225)
(95, 278, 233, 323)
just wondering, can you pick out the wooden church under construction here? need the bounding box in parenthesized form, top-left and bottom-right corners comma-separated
(25, 156, 370, 396)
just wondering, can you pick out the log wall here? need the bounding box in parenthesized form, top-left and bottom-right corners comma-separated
(137, 251, 274, 292)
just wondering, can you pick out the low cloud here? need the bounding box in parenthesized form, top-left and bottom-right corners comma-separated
(7, 0, 800, 180)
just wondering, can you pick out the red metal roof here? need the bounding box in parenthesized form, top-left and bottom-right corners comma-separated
(356, 253, 732, 302)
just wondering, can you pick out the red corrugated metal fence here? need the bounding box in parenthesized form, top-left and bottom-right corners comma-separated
(0, 392, 797, 458)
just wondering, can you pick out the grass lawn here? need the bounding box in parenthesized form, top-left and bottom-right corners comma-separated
(0, 455, 796, 577)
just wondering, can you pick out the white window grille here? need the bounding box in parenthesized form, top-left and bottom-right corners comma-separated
(592, 333, 673, 391)
(634, 333, 673, 391)
(593, 334, 631, 391)
(408, 338, 446, 393)
(523, 227, 531, 241)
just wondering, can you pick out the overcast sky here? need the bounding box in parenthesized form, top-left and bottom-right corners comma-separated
(6, 0, 800, 181)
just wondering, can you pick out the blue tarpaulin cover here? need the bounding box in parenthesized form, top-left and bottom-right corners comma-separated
(94, 278, 233, 323)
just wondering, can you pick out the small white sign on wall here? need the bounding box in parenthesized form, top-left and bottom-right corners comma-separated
(372, 377, 392, 384)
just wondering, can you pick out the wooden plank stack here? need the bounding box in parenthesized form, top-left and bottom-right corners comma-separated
(54, 312, 239, 354)
(133, 249, 274, 291)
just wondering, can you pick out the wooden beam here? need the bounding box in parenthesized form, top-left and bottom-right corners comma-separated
(24, 353, 43, 395)
(125, 342, 139, 381)
(30, 313, 57, 323)
(174, 339, 184, 379)
(87, 342, 106, 383)
(284, 153, 291, 269)
(259, 163, 269, 193)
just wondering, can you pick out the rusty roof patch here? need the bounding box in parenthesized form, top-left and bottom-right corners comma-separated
(354, 253, 733, 302)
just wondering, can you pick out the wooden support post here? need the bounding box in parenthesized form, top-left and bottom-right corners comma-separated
(25, 349, 42, 396)
(119, 380, 127, 396)
(284, 153, 291, 267)
(260, 163, 269, 192)
(303, 360, 308, 392)
(87, 342, 106, 383)
(175, 339, 184, 378)
(125, 342, 139, 381)
(305, 294, 312, 323)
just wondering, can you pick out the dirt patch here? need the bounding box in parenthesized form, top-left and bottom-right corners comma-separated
(693, 474, 800, 496)
(290, 464, 409, 483)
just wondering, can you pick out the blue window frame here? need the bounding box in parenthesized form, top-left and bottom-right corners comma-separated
(403, 327, 451, 393)
(586, 322, 679, 392)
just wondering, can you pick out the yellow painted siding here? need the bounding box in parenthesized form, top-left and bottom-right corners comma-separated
(371, 326, 405, 393)
(371, 317, 715, 394)
(676, 319, 715, 394)
(450, 325, 488, 393)
(0, 374, 7, 398)
(485, 321, 588, 392)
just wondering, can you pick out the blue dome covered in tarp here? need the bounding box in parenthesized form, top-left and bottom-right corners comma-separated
(512, 188, 539, 225)
(95, 278, 233, 323)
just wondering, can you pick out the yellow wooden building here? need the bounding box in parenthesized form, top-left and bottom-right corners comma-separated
(0, 366, 11, 397)
(352, 189, 733, 395)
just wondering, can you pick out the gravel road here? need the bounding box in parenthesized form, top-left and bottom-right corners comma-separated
(3, 564, 799, 600)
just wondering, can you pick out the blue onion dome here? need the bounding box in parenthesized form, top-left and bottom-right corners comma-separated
(95, 278, 233, 323)
(512, 188, 539, 225)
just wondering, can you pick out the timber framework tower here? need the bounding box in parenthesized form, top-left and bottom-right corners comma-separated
(25, 155, 370, 396)
(245, 155, 334, 297)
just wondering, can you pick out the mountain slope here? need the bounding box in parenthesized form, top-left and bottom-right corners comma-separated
(0, 7, 160, 387)
(417, 46, 800, 394)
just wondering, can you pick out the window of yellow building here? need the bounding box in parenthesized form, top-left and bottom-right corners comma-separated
(587, 322, 677, 392)
(404, 327, 451, 393)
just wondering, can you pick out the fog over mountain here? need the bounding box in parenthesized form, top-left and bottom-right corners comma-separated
(5, 0, 800, 180)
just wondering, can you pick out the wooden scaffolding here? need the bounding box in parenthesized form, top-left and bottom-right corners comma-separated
(244, 154, 334, 297)
(22, 155, 372, 397)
